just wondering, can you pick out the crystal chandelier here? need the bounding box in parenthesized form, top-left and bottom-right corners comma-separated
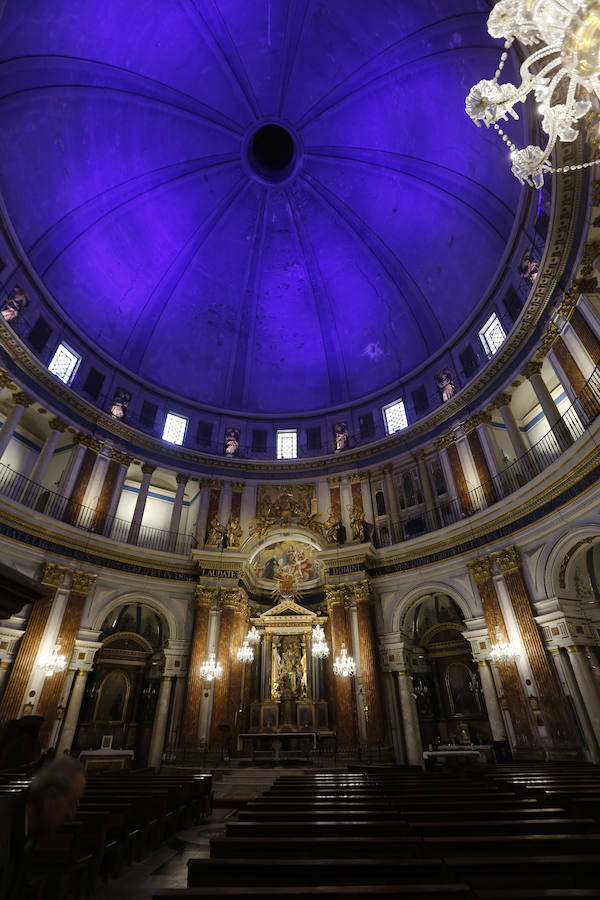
(246, 626, 261, 644)
(333, 643, 356, 677)
(38, 644, 67, 678)
(490, 638, 520, 663)
(236, 639, 254, 664)
(411, 679, 429, 700)
(199, 652, 223, 681)
(466, 0, 600, 187)
(311, 624, 330, 659)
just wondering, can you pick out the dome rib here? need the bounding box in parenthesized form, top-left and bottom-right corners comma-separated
(30, 155, 241, 278)
(183, 0, 261, 118)
(120, 175, 250, 372)
(277, 0, 311, 118)
(299, 169, 445, 352)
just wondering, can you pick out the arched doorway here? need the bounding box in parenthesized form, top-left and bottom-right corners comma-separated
(74, 602, 169, 765)
(407, 594, 492, 750)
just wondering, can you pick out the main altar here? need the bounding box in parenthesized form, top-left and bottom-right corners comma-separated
(238, 598, 332, 758)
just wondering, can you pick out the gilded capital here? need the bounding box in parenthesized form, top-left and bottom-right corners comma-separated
(350, 580, 372, 604)
(475, 410, 492, 425)
(111, 448, 133, 467)
(208, 478, 222, 490)
(12, 391, 32, 408)
(232, 481, 245, 492)
(325, 585, 347, 609)
(0, 368, 13, 389)
(557, 285, 579, 318)
(40, 562, 69, 588)
(493, 392, 511, 409)
(492, 545, 521, 574)
(141, 463, 156, 476)
(195, 585, 216, 607)
(327, 476, 341, 486)
(349, 472, 362, 484)
(413, 449, 426, 463)
(48, 417, 67, 432)
(71, 571, 97, 594)
(175, 473, 189, 486)
(522, 360, 543, 379)
(466, 556, 493, 584)
(220, 587, 248, 616)
(433, 431, 455, 451)
(460, 416, 479, 434)
(537, 321, 559, 355)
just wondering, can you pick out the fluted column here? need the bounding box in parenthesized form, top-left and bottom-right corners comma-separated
(0, 563, 69, 724)
(56, 669, 89, 755)
(21, 418, 67, 503)
(127, 463, 155, 544)
(466, 557, 538, 753)
(382, 464, 401, 527)
(167, 474, 188, 552)
(228, 596, 249, 733)
(570, 307, 600, 364)
(101, 449, 133, 535)
(414, 450, 439, 528)
(359, 472, 375, 526)
(194, 479, 211, 547)
(565, 646, 600, 747)
(396, 670, 423, 765)
(181, 587, 213, 746)
(37, 571, 97, 746)
(493, 546, 577, 749)
(327, 586, 355, 748)
(148, 675, 173, 768)
(210, 589, 244, 745)
(462, 416, 498, 506)
(441, 432, 473, 514)
(478, 660, 506, 742)
(523, 360, 572, 451)
(494, 393, 528, 459)
(0, 391, 33, 461)
(63, 435, 103, 526)
(57, 438, 88, 510)
(349, 580, 385, 744)
(553, 335, 600, 419)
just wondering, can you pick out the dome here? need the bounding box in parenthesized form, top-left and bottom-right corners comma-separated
(0, 0, 524, 417)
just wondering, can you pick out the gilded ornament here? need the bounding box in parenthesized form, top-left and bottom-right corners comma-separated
(48, 417, 67, 432)
(195, 586, 215, 607)
(522, 360, 543, 378)
(466, 556, 493, 583)
(71, 571, 97, 594)
(12, 391, 32, 408)
(325, 585, 347, 609)
(493, 545, 522, 573)
(350, 580, 372, 604)
(40, 562, 69, 587)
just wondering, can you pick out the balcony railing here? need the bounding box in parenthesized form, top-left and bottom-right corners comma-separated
(374, 361, 600, 548)
(0, 463, 195, 555)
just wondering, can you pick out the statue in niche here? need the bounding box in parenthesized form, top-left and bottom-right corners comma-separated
(436, 368, 456, 403)
(518, 249, 539, 283)
(206, 516, 225, 547)
(110, 388, 130, 420)
(333, 422, 349, 452)
(1, 285, 28, 323)
(272, 636, 306, 699)
(324, 510, 342, 544)
(348, 506, 365, 542)
(226, 517, 242, 548)
(224, 427, 240, 457)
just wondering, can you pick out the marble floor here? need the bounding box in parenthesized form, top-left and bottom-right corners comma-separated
(92, 809, 234, 900)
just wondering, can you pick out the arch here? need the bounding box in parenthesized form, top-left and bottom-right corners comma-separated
(540, 525, 600, 601)
(390, 582, 475, 637)
(91, 591, 179, 643)
(244, 525, 328, 556)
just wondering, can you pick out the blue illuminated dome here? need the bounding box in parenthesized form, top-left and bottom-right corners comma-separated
(0, 0, 525, 416)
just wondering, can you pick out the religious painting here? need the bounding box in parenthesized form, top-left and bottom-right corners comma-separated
(256, 483, 315, 520)
(272, 634, 307, 700)
(224, 426, 240, 457)
(94, 671, 130, 723)
(110, 388, 130, 420)
(436, 368, 455, 402)
(333, 422, 349, 452)
(252, 540, 319, 584)
(444, 662, 481, 716)
(261, 703, 278, 730)
(0, 285, 28, 323)
(297, 702, 314, 729)
(518, 249, 539, 283)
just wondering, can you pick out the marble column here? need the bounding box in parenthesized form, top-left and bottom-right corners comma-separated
(570, 307, 600, 364)
(327, 586, 355, 748)
(462, 417, 498, 506)
(494, 393, 528, 458)
(478, 660, 506, 742)
(442, 432, 473, 515)
(167, 474, 188, 552)
(566, 645, 600, 747)
(432, 440, 460, 519)
(21, 417, 67, 504)
(127, 463, 155, 544)
(550, 647, 599, 761)
(493, 546, 577, 750)
(218, 480, 232, 526)
(181, 587, 213, 746)
(63, 436, 103, 526)
(0, 563, 69, 724)
(210, 589, 244, 746)
(327, 476, 343, 539)
(476, 411, 506, 492)
(37, 571, 97, 747)
(57, 438, 88, 515)
(382, 671, 404, 764)
(101, 450, 132, 536)
(347, 602, 367, 746)
(466, 557, 539, 754)
(523, 360, 572, 451)
(56, 669, 88, 755)
(148, 675, 173, 768)
(349, 580, 385, 744)
(340, 475, 354, 542)
(359, 473, 375, 526)
(382, 464, 401, 528)
(414, 450, 439, 528)
(396, 670, 423, 765)
(0, 391, 32, 462)
(194, 480, 211, 547)
(553, 335, 600, 419)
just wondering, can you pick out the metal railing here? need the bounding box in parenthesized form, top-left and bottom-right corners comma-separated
(0, 462, 195, 555)
(374, 361, 600, 548)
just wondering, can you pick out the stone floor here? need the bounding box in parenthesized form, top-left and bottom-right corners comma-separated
(92, 809, 233, 900)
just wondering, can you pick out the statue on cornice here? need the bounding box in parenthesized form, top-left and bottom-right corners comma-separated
(206, 516, 225, 547)
(226, 517, 242, 548)
(324, 510, 342, 544)
(348, 506, 365, 542)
